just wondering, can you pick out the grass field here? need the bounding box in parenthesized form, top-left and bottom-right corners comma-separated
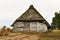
(0, 30, 60, 40)
(38, 30, 60, 40)
(38, 36, 60, 40)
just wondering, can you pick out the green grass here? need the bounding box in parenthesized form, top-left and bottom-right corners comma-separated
(43, 30, 60, 34)
(38, 30, 60, 40)
(38, 36, 60, 40)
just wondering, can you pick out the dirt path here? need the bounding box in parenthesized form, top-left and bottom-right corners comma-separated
(0, 33, 39, 40)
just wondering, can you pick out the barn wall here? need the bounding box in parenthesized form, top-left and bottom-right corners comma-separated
(14, 22, 30, 32)
(37, 22, 47, 32)
(13, 22, 47, 32)
(13, 23, 18, 32)
(30, 22, 47, 32)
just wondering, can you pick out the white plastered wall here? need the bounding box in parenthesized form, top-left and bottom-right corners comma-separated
(37, 22, 47, 32)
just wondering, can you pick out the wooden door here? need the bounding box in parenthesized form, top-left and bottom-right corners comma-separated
(30, 22, 37, 32)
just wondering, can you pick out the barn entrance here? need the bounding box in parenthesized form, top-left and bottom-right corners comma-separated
(30, 22, 37, 32)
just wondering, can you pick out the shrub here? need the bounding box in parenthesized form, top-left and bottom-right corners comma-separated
(0, 26, 9, 36)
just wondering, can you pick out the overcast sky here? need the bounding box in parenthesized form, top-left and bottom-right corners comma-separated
(0, 0, 60, 28)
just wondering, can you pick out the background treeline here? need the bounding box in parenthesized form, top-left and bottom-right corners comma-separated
(51, 11, 60, 30)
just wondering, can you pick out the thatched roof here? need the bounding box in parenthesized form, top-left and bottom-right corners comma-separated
(11, 5, 50, 27)
(17, 5, 44, 20)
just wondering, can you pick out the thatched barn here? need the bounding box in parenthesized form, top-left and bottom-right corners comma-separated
(11, 5, 51, 32)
